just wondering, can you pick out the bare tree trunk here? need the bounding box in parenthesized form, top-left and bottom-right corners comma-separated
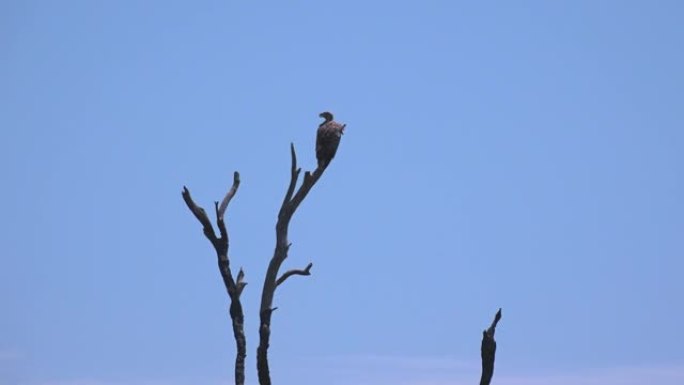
(257, 144, 326, 385)
(479, 308, 502, 385)
(182, 172, 247, 385)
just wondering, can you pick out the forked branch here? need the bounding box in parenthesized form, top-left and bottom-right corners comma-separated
(257, 143, 327, 385)
(182, 172, 247, 385)
(479, 308, 502, 385)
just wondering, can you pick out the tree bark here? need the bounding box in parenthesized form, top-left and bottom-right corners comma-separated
(479, 308, 502, 385)
(257, 144, 327, 385)
(182, 172, 247, 385)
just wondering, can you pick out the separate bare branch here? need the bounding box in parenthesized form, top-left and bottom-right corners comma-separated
(182, 172, 247, 385)
(480, 308, 502, 385)
(276, 262, 313, 287)
(280, 143, 301, 209)
(257, 143, 332, 385)
(219, 171, 241, 218)
(182, 187, 218, 245)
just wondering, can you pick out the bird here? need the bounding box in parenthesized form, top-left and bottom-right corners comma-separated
(316, 111, 346, 170)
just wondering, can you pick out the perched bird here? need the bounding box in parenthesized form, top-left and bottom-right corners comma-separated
(316, 111, 346, 170)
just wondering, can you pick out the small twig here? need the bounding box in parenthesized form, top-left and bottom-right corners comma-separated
(480, 308, 502, 385)
(280, 144, 300, 218)
(182, 187, 218, 244)
(276, 262, 313, 287)
(220, 172, 241, 219)
(236, 268, 247, 296)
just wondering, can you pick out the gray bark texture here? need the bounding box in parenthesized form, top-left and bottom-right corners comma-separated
(182, 172, 247, 385)
(257, 143, 327, 385)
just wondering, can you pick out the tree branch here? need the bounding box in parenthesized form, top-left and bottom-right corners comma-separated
(480, 308, 502, 385)
(276, 262, 313, 287)
(220, 171, 241, 219)
(257, 144, 330, 385)
(280, 143, 301, 216)
(182, 172, 247, 385)
(182, 187, 218, 246)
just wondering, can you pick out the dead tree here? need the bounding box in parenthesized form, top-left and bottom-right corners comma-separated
(182, 172, 247, 385)
(479, 308, 502, 385)
(257, 143, 327, 385)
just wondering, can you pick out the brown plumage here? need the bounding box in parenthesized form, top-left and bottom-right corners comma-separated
(316, 111, 345, 170)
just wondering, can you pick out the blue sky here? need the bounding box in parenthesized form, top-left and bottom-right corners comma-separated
(1, 1, 683, 384)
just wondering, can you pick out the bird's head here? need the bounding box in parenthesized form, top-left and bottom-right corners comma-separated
(319, 111, 334, 122)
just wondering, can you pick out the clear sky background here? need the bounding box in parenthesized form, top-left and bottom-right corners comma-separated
(1, 1, 683, 384)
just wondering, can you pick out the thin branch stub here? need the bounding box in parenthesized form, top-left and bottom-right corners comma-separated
(276, 262, 313, 287)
